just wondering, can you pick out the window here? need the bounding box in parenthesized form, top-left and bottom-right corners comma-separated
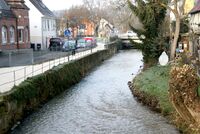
(42, 19, 46, 31)
(24, 27, 29, 42)
(18, 29, 23, 42)
(9, 26, 15, 43)
(43, 20, 46, 30)
(2, 26, 7, 44)
(47, 20, 50, 31)
(51, 20, 53, 31)
(53, 20, 56, 30)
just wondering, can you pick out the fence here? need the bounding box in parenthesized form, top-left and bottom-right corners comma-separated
(0, 44, 106, 93)
(0, 49, 34, 67)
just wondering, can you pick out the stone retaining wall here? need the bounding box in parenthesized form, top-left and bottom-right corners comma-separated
(0, 43, 117, 133)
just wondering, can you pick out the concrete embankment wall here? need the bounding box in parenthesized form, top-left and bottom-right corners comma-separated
(0, 43, 117, 133)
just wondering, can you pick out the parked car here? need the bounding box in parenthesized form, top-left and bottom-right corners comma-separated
(49, 37, 64, 51)
(77, 39, 86, 48)
(126, 31, 137, 37)
(62, 40, 76, 52)
(84, 37, 97, 47)
(77, 37, 97, 48)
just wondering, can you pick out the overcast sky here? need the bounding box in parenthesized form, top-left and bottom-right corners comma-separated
(42, 0, 83, 11)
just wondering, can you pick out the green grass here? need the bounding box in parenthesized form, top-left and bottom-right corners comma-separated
(134, 65, 174, 114)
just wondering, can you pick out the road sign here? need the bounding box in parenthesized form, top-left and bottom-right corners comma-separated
(64, 29, 71, 37)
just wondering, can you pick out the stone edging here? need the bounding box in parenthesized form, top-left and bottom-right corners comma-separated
(128, 80, 162, 113)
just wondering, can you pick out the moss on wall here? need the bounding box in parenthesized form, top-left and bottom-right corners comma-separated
(0, 43, 117, 134)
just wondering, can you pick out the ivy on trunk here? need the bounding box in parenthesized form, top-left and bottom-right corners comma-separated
(128, 0, 167, 66)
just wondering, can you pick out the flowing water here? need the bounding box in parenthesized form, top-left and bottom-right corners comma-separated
(12, 50, 178, 134)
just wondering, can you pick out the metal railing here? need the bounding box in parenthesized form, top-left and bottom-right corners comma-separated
(0, 45, 105, 93)
(0, 49, 34, 67)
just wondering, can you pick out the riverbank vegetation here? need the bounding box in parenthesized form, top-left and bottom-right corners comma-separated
(126, 0, 200, 133)
(131, 65, 200, 133)
(131, 66, 173, 115)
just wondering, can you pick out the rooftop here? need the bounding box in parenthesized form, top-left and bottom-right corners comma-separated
(0, 0, 15, 18)
(190, 1, 200, 14)
(29, 0, 55, 17)
(0, 0, 10, 10)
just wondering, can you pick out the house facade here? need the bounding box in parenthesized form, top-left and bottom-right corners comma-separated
(70, 19, 95, 38)
(185, 0, 195, 14)
(189, 0, 200, 55)
(98, 18, 114, 38)
(190, 0, 200, 34)
(25, 0, 56, 50)
(168, 0, 195, 53)
(0, 0, 30, 50)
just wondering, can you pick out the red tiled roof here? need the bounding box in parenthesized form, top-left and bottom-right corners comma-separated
(190, 1, 200, 14)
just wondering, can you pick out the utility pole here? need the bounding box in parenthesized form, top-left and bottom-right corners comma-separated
(67, 18, 69, 41)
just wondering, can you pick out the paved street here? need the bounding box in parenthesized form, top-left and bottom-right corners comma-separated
(0, 47, 96, 67)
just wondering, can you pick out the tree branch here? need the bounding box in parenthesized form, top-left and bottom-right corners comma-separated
(156, 0, 177, 16)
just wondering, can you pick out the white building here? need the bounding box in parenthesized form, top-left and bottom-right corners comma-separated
(98, 19, 115, 38)
(189, 0, 200, 55)
(190, 1, 200, 34)
(25, 0, 56, 50)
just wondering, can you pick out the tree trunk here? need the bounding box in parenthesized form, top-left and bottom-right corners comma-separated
(143, 58, 158, 70)
(170, 14, 180, 60)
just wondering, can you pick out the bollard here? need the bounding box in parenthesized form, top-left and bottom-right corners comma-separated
(9, 52, 12, 67)
(13, 70, 16, 86)
(49, 60, 50, 69)
(58, 57, 60, 64)
(24, 67, 26, 80)
(31, 50, 34, 64)
(32, 65, 34, 76)
(42, 63, 43, 73)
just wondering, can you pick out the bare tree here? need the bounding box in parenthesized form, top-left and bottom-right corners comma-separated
(104, 0, 143, 33)
(157, 0, 186, 60)
(65, 5, 90, 25)
(82, 0, 109, 35)
(57, 0, 144, 36)
(56, 5, 91, 37)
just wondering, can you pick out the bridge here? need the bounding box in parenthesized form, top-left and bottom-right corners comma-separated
(118, 34, 142, 48)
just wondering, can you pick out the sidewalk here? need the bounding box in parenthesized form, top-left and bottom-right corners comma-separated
(0, 47, 93, 67)
(0, 43, 106, 93)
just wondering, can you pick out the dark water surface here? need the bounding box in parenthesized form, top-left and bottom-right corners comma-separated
(12, 50, 178, 134)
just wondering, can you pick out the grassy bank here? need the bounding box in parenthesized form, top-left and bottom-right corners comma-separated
(131, 65, 200, 133)
(133, 65, 174, 115)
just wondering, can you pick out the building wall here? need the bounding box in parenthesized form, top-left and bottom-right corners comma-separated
(72, 19, 94, 38)
(42, 17, 57, 49)
(98, 19, 113, 38)
(24, 0, 42, 49)
(83, 19, 94, 36)
(0, 17, 17, 50)
(24, 0, 57, 50)
(11, 8, 30, 49)
(185, 0, 195, 14)
(0, 0, 30, 50)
